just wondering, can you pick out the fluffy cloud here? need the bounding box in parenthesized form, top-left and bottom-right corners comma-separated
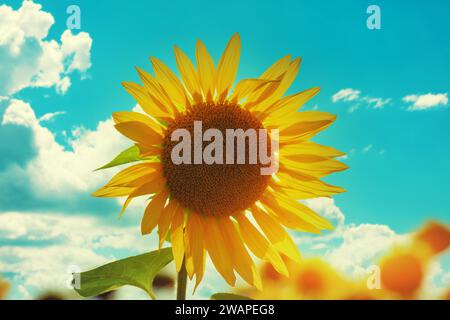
(0, 212, 158, 299)
(0, 0, 54, 54)
(403, 93, 448, 111)
(332, 88, 361, 103)
(0, 212, 150, 251)
(324, 223, 402, 277)
(0, 1, 92, 95)
(2, 99, 129, 198)
(294, 198, 405, 277)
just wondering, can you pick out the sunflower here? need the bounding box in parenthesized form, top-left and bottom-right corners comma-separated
(0, 278, 9, 300)
(93, 33, 347, 290)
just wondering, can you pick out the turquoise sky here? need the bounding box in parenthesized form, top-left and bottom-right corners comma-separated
(1, 0, 449, 299)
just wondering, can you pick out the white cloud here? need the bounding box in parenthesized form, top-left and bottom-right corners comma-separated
(0, 212, 150, 250)
(0, 211, 159, 298)
(0, 0, 54, 55)
(2, 99, 36, 127)
(292, 199, 405, 279)
(61, 30, 92, 73)
(0, 245, 107, 296)
(325, 223, 402, 277)
(38, 111, 66, 123)
(332, 88, 361, 103)
(0, 1, 92, 95)
(420, 261, 448, 299)
(403, 93, 448, 111)
(333, 88, 391, 111)
(2, 98, 129, 197)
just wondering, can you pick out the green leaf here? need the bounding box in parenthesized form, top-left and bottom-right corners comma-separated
(95, 145, 142, 171)
(74, 248, 173, 299)
(210, 293, 253, 300)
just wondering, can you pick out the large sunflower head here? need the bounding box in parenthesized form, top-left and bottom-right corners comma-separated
(93, 33, 347, 290)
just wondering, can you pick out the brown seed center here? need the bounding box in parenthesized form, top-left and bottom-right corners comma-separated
(162, 102, 271, 216)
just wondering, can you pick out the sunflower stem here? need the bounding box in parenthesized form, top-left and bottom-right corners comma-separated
(176, 259, 188, 300)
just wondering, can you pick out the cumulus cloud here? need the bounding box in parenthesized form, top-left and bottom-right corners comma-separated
(0, 1, 92, 95)
(290, 198, 405, 281)
(0, 99, 130, 214)
(403, 93, 448, 111)
(0, 211, 159, 299)
(0, 212, 150, 250)
(324, 223, 402, 277)
(2, 99, 129, 198)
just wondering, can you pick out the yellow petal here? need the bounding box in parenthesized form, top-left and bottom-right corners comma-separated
(269, 179, 317, 200)
(158, 198, 179, 248)
(174, 46, 202, 101)
(259, 54, 292, 80)
(171, 206, 186, 272)
(118, 173, 166, 219)
(235, 214, 288, 277)
(251, 205, 302, 263)
(186, 213, 206, 290)
(112, 111, 165, 134)
(196, 39, 215, 101)
(259, 87, 320, 120)
(281, 157, 349, 178)
(141, 188, 170, 235)
(106, 163, 161, 187)
(262, 191, 333, 230)
(114, 121, 162, 147)
(269, 57, 301, 101)
(122, 81, 170, 119)
(229, 79, 278, 104)
(183, 212, 195, 280)
(251, 57, 301, 110)
(244, 79, 283, 109)
(150, 57, 188, 108)
(92, 186, 134, 198)
(220, 216, 262, 290)
(135, 143, 162, 158)
(202, 216, 236, 286)
(216, 33, 241, 100)
(280, 141, 345, 159)
(260, 192, 323, 233)
(276, 174, 345, 198)
(135, 67, 177, 117)
(276, 113, 337, 143)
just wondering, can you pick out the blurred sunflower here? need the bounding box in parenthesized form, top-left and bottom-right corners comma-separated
(0, 278, 9, 300)
(251, 258, 355, 300)
(93, 33, 347, 289)
(235, 220, 450, 300)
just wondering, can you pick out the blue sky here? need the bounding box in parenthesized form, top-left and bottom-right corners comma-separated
(0, 0, 449, 299)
